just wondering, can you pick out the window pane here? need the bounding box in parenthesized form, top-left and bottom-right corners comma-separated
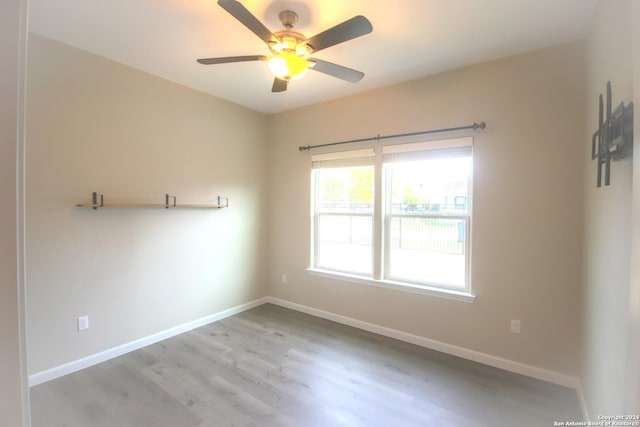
(317, 166, 374, 213)
(386, 155, 471, 288)
(314, 166, 374, 275)
(317, 214, 373, 275)
(388, 157, 470, 214)
(388, 217, 466, 287)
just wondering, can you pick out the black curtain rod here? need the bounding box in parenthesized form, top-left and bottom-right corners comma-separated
(298, 122, 486, 152)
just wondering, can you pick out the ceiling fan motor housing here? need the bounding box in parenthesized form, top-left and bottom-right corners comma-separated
(270, 31, 312, 57)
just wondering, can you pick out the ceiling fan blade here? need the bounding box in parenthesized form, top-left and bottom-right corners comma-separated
(309, 59, 364, 83)
(272, 78, 288, 93)
(217, 0, 277, 45)
(304, 16, 372, 53)
(197, 55, 267, 65)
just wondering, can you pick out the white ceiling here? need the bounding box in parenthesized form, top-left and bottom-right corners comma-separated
(28, 0, 596, 114)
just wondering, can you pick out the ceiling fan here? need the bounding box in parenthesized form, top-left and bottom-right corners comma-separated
(197, 0, 373, 93)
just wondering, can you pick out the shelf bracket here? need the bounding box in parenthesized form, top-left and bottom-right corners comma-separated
(91, 192, 104, 210)
(165, 194, 177, 209)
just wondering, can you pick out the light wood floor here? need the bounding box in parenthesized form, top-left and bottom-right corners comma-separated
(30, 303, 582, 426)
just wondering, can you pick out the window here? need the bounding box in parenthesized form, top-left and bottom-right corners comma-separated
(311, 138, 473, 298)
(311, 149, 375, 276)
(313, 165, 374, 275)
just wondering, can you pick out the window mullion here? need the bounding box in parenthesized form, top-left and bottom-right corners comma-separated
(382, 162, 393, 281)
(372, 146, 384, 280)
(311, 170, 318, 269)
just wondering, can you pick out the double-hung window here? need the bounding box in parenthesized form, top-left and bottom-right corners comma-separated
(311, 149, 375, 276)
(311, 137, 473, 298)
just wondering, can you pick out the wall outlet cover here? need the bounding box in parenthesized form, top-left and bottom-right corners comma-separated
(77, 315, 89, 331)
(510, 319, 521, 334)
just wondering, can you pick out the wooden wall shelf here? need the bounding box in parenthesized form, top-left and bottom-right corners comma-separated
(76, 192, 229, 210)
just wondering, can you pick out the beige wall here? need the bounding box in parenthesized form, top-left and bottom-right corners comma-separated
(581, 0, 636, 417)
(25, 35, 269, 374)
(268, 41, 585, 377)
(1, 0, 29, 425)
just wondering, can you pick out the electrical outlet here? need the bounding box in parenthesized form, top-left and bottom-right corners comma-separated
(77, 315, 89, 331)
(510, 319, 521, 334)
(281, 274, 288, 284)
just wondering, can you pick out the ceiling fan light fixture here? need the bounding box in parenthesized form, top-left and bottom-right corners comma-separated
(267, 30, 312, 81)
(268, 53, 309, 81)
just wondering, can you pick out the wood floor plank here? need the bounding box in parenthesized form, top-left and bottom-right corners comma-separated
(30, 303, 582, 426)
(29, 374, 120, 427)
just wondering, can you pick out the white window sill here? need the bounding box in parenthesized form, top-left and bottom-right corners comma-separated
(306, 268, 476, 303)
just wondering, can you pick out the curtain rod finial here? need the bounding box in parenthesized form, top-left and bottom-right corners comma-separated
(474, 122, 486, 130)
(299, 145, 310, 151)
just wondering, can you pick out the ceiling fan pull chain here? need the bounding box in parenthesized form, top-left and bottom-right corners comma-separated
(285, 84, 290, 111)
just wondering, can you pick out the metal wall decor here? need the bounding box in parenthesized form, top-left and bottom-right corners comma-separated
(592, 81, 634, 187)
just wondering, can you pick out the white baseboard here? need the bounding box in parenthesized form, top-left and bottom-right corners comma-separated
(28, 297, 269, 387)
(30, 295, 580, 393)
(576, 379, 590, 421)
(266, 296, 579, 389)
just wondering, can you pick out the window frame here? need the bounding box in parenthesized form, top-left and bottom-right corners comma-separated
(312, 168, 375, 276)
(308, 136, 476, 303)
